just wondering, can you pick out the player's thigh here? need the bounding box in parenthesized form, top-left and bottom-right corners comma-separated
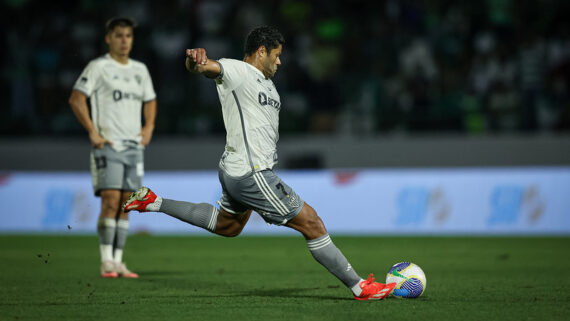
(122, 148, 144, 193)
(90, 146, 126, 196)
(217, 170, 251, 215)
(216, 172, 253, 233)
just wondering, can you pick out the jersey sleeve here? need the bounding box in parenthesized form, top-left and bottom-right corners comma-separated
(142, 65, 157, 102)
(73, 60, 101, 97)
(216, 58, 249, 91)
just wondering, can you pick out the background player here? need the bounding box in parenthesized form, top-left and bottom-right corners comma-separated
(124, 26, 394, 300)
(69, 17, 157, 278)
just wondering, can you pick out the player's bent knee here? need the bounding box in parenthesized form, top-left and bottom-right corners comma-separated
(217, 222, 244, 237)
(100, 191, 122, 208)
(307, 215, 327, 236)
(286, 203, 327, 239)
(215, 209, 248, 237)
(101, 199, 121, 215)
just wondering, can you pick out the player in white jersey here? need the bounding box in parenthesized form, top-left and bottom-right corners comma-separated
(123, 26, 395, 300)
(69, 17, 157, 279)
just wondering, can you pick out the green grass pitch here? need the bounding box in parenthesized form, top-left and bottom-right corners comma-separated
(1, 235, 569, 321)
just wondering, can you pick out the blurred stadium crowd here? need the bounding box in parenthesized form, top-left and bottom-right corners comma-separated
(1, 0, 569, 137)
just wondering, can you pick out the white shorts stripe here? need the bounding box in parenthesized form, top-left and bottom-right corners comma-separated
(90, 153, 98, 189)
(257, 173, 289, 213)
(253, 173, 285, 215)
(254, 172, 289, 214)
(253, 173, 288, 215)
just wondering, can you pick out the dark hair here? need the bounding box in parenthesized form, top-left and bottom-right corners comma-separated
(105, 17, 136, 34)
(244, 26, 285, 56)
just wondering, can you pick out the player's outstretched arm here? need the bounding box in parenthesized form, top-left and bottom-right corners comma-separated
(185, 48, 221, 79)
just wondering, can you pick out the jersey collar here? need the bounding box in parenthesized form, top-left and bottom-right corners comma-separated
(244, 61, 267, 79)
(105, 53, 132, 68)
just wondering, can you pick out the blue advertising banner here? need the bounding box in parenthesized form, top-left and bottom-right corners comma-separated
(0, 167, 569, 235)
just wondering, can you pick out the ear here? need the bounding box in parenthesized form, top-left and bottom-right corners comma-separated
(257, 46, 267, 58)
(105, 34, 111, 45)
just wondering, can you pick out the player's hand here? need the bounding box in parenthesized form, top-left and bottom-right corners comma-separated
(138, 126, 154, 147)
(89, 130, 111, 149)
(186, 48, 208, 73)
(185, 48, 220, 78)
(186, 48, 208, 65)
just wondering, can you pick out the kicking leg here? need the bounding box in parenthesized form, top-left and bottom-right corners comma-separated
(286, 203, 395, 300)
(286, 203, 361, 287)
(160, 198, 251, 236)
(123, 187, 251, 237)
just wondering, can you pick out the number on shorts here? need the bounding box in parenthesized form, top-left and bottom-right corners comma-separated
(94, 156, 107, 169)
(276, 183, 288, 197)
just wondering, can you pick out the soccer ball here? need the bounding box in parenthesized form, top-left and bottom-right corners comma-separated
(386, 262, 426, 298)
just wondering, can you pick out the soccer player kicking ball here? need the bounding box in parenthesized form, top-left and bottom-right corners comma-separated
(124, 26, 395, 300)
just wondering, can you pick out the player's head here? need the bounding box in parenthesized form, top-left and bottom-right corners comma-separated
(244, 26, 285, 78)
(104, 17, 136, 58)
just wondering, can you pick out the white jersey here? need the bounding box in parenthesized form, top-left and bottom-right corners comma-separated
(73, 54, 156, 151)
(215, 58, 281, 176)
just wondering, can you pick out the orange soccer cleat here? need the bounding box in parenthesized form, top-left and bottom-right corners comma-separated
(354, 274, 397, 301)
(100, 260, 118, 278)
(116, 262, 139, 278)
(123, 187, 158, 212)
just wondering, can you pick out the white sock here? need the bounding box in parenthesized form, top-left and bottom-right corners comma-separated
(146, 196, 163, 212)
(113, 249, 123, 263)
(100, 244, 114, 262)
(351, 279, 365, 296)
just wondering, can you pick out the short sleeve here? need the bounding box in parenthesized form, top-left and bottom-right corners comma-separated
(216, 58, 249, 91)
(73, 61, 101, 97)
(142, 65, 156, 102)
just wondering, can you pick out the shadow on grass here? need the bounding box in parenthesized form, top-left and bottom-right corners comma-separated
(238, 287, 353, 301)
(137, 270, 188, 277)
